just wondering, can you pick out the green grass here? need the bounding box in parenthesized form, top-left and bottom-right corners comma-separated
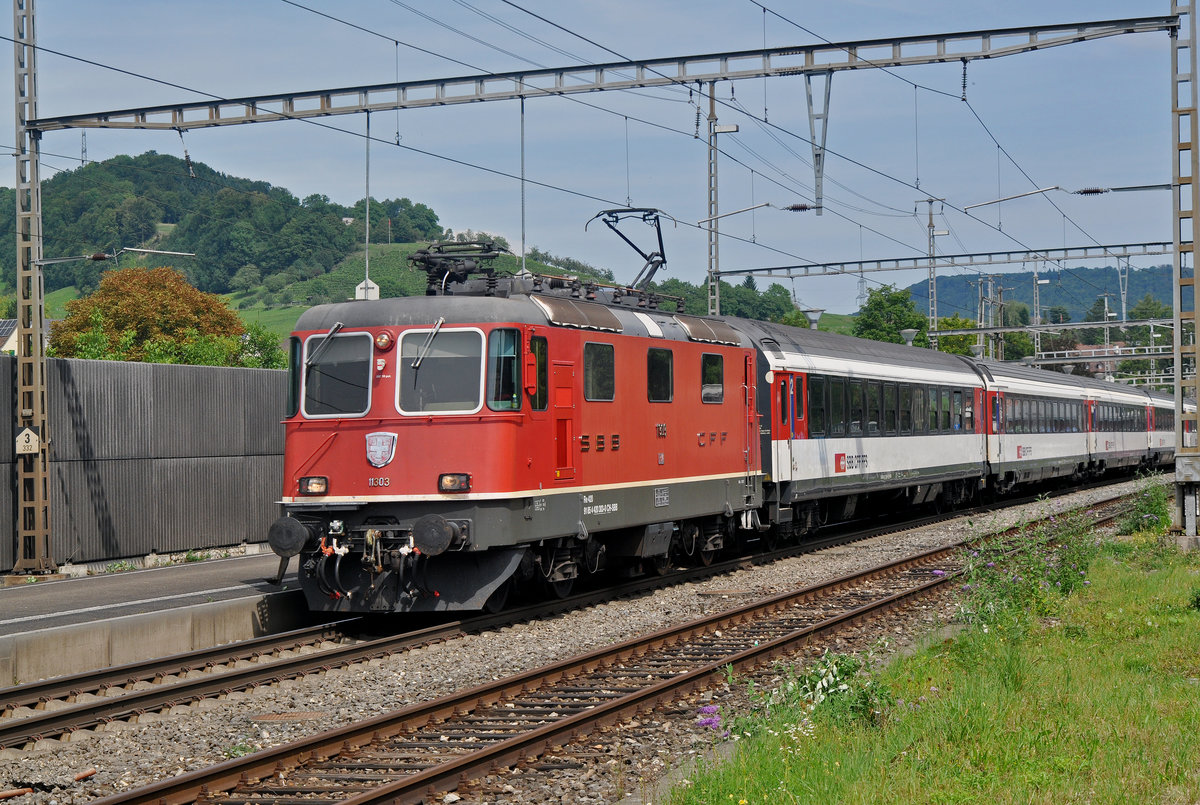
(669, 482, 1200, 804)
(45, 286, 79, 319)
(816, 311, 856, 335)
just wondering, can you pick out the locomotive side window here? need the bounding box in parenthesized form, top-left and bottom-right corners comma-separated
(701, 353, 724, 403)
(647, 348, 673, 403)
(398, 329, 484, 414)
(808, 375, 826, 436)
(302, 332, 373, 417)
(530, 336, 548, 410)
(584, 342, 615, 401)
(487, 329, 522, 411)
(286, 337, 302, 418)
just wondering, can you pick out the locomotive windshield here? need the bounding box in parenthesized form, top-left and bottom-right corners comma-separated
(399, 329, 484, 413)
(302, 332, 373, 416)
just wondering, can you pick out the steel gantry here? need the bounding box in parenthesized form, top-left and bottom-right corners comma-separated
(1172, 1, 1200, 540)
(8, 8, 1187, 570)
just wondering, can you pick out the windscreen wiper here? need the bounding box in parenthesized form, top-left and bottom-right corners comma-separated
(411, 317, 446, 369)
(305, 321, 345, 367)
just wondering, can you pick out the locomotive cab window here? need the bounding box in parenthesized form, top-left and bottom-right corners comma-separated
(398, 328, 484, 414)
(286, 336, 302, 418)
(302, 331, 373, 417)
(584, 342, 616, 401)
(647, 348, 673, 402)
(701, 353, 724, 403)
(487, 329, 521, 411)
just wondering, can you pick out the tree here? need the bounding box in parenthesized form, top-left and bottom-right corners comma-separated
(1045, 305, 1070, 325)
(934, 314, 979, 356)
(853, 285, 929, 347)
(48, 266, 283, 368)
(1080, 296, 1115, 345)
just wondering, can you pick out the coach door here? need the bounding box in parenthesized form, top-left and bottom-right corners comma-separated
(552, 361, 576, 481)
(773, 371, 804, 481)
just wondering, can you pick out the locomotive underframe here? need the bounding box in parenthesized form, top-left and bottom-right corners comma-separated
(278, 472, 762, 613)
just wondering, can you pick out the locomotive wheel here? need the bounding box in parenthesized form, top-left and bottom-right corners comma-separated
(545, 576, 575, 599)
(698, 547, 717, 566)
(483, 580, 510, 613)
(644, 554, 672, 576)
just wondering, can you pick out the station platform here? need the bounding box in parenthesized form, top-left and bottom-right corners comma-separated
(0, 553, 308, 685)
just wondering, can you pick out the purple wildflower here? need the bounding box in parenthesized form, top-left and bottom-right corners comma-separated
(986, 562, 995, 568)
(932, 569, 946, 577)
(697, 716, 721, 730)
(697, 705, 719, 715)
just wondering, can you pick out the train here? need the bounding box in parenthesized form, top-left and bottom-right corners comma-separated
(266, 242, 1187, 614)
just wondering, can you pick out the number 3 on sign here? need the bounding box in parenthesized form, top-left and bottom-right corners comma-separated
(15, 427, 39, 455)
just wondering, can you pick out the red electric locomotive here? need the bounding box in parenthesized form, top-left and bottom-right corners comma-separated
(268, 238, 1183, 615)
(268, 242, 761, 612)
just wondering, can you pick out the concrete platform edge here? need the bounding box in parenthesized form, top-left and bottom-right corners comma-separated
(0, 589, 308, 686)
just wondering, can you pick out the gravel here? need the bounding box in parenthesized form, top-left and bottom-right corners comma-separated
(0, 478, 1150, 804)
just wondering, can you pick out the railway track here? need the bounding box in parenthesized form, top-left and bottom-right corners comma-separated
(90, 544, 962, 805)
(81, 488, 1138, 805)
(0, 482, 1136, 752)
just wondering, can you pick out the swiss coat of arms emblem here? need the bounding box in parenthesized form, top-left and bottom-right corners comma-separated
(365, 432, 398, 468)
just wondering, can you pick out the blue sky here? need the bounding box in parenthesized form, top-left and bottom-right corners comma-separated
(1, 1, 1176, 315)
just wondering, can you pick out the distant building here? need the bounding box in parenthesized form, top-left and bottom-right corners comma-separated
(0, 319, 55, 354)
(0, 319, 15, 354)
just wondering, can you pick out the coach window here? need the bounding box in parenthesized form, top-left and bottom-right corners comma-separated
(829, 377, 847, 437)
(779, 377, 791, 432)
(701, 353, 724, 403)
(867, 381, 882, 435)
(529, 336, 549, 410)
(899, 385, 913, 434)
(928, 387, 939, 432)
(584, 342, 615, 401)
(848, 380, 865, 435)
(913, 385, 927, 434)
(487, 329, 522, 411)
(647, 348, 673, 403)
(940, 388, 951, 431)
(304, 331, 373, 417)
(878, 383, 894, 435)
(809, 375, 827, 436)
(952, 390, 963, 430)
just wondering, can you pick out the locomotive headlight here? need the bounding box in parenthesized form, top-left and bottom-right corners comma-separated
(438, 473, 471, 493)
(374, 331, 395, 351)
(298, 476, 328, 495)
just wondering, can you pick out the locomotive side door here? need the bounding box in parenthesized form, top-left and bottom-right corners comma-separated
(552, 361, 576, 482)
(744, 353, 760, 486)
